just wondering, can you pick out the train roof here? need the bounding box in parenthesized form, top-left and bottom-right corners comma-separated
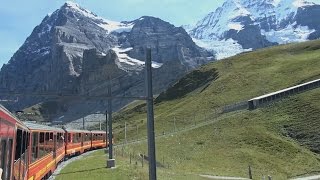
(64, 128, 91, 133)
(24, 121, 64, 132)
(0, 104, 28, 129)
(91, 130, 106, 134)
(249, 78, 320, 101)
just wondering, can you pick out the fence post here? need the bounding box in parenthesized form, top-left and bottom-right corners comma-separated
(141, 154, 144, 167)
(174, 117, 177, 132)
(162, 155, 165, 165)
(130, 153, 132, 164)
(248, 165, 253, 179)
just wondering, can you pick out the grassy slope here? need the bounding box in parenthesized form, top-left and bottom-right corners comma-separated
(110, 40, 320, 141)
(55, 150, 148, 180)
(77, 40, 320, 179)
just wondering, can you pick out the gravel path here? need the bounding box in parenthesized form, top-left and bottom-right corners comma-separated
(290, 175, 320, 180)
(199, 174, 250, 180)
(48, 150, 100, 180)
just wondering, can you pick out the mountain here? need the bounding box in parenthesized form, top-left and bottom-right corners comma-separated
(0, 2, 213, 124)
(188, 0, 320, 59)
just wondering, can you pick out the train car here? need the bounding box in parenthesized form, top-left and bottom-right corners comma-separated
(90, 131, 107, 149)
(0, 104, 29, 180)
(24, 122, 65, 180)
(64, 129, 91, 157)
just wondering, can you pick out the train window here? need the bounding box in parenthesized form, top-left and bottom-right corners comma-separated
(60, 133, 64, 147)
(6, 139, 13, 180)
(68, 133, 71, 143)
(72, 134, 77, 143)
(39, 132, 44, 143)
(46, 132, 52, 152)
(32, 132, 39, 163)
(0, 140, 2, 168)
(39, 132, 46, 158)
(0, 139, 7, 180)
(15, 129, 22, 161)
(25, 132, 29, 165)
(86, 133, 90, 141)
(21, 131, 27, 179)
(45, 132, 50, 153)
(57, 133, 61, 147)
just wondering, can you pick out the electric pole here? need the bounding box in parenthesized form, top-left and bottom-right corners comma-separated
(146, 48, 157, 180)
(106, 77, 115, 168)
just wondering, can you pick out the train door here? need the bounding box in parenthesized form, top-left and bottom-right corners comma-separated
(0, 119, 15, 180)
(14, 128, 29, 180)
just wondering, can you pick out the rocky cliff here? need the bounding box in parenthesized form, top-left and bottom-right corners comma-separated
(0, 2, 213, 124)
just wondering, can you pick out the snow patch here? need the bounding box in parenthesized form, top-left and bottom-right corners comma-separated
(97, 20, 134, 33)
(65, 1, 134, 34)
(65, 1, 98, 19)
(229, 1, 251, 19)
(38, 24, 52, 38)
(293, 0, 315, 7)
(32, 47, 50, 55)
(192, 38, 252, 60)
(228, 23, 244, 31)
(271, 0, 282, 6)
(261, 24, 315, 44)
(112, 47, 163, 71)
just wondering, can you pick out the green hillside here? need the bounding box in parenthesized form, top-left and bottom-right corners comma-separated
(110, 40, 320, 141)
(84, 40, 320, 179)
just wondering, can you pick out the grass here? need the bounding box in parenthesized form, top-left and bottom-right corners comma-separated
(119, 88, 320, 179)
(77, 40, 320, 179)
(55, 150, 149, 180)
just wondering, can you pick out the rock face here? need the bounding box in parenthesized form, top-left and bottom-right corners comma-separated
(188, 0, 320, 59)
(127, 16, 211, 69)
(0, 2, 213, 124)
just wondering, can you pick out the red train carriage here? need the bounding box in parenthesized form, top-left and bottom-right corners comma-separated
(90, 131, 107, 149)
(64, 129, 91, 157)
(0, 104, 29, 180)
(24, 122, 65, 180)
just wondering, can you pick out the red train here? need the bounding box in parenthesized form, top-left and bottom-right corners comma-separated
(0, 105, 108, 180)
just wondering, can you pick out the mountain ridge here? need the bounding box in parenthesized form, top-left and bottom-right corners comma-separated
(188, 0, 320, 59)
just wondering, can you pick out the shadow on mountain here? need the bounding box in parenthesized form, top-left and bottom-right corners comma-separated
(155, 68, 219, 103)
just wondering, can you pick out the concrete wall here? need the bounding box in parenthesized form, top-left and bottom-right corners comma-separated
(248, 79, 320, 110)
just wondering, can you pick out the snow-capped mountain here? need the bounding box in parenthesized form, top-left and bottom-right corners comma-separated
(0, 2, 212, 122)
(189, 0, 320, 59)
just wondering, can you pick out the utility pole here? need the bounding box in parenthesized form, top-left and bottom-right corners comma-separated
(82, 117, 85, 130)
(145, 48, 157, 180)
(105, 110, 108, 153)
(107, 77, 115, 168)
(125, 121, 127, 144)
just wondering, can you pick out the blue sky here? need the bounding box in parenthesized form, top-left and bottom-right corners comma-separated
(0, 0, 223, 66)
